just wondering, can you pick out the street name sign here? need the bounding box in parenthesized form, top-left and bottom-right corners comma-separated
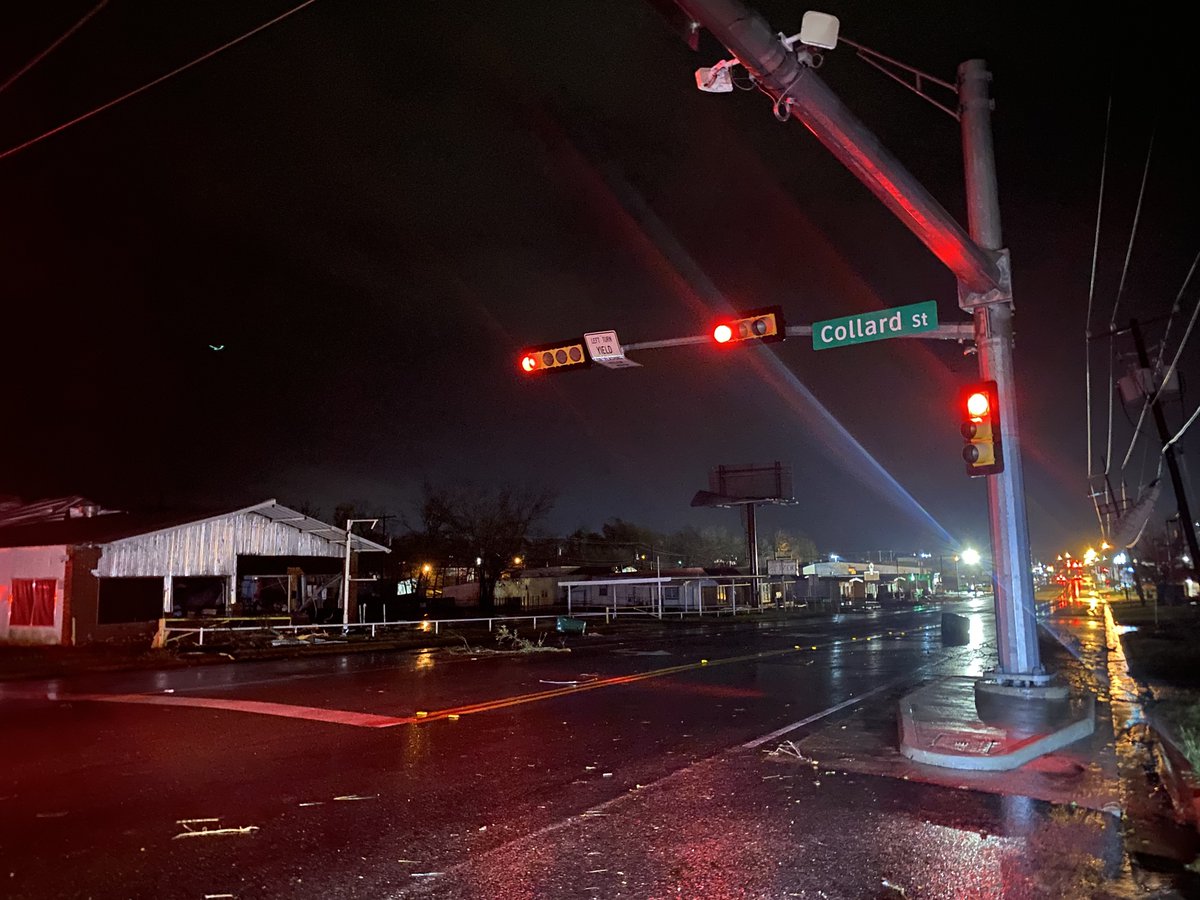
(584, 330, 642, 369)
(812, 300, 938, 351)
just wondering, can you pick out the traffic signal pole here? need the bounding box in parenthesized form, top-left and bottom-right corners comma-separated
(671, 1, 1045, 683)
(959, 60, 1042, 679)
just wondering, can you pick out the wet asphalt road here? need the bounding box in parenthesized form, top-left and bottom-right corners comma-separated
(0, 600, 1188, 898)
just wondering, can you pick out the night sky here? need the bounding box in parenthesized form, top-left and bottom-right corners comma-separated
(3, 1, 1197, 560)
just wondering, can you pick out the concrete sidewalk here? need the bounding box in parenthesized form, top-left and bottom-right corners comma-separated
(793, 626, 1123, 814)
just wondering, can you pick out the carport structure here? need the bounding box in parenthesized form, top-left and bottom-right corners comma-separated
(0, 498, 388, 645)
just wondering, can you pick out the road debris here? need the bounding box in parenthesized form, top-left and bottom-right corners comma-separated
(174, 818, 258, 840)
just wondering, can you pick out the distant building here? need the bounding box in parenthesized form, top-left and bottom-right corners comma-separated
(0, 498, 388, 646)
(801, 559, 937, 605)
(493, 566, 581, 610)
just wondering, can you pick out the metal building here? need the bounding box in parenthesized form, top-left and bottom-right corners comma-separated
(0, 498, 388, 646)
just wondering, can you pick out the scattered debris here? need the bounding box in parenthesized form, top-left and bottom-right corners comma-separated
(173, 818, 258, 840)
(881, 878, 908, 896)
(333, 794, 376, 802)
(766, 741, 818, 764)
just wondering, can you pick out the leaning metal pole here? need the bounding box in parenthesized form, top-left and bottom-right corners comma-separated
(672, 0, 1005, 297)
(959, 60, 1041, 678)
(672, 0, 1042, 678)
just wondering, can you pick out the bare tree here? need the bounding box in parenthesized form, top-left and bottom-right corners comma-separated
(418, 480, 556, 609)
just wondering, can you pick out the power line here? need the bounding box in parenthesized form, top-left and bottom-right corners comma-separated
(1119, 248, 1200, 471)
(1084, 93, 1111, 531)
(0, 0, 320, 164)
(0, 0, 109, 97)
(1104, 127, 1156, 476)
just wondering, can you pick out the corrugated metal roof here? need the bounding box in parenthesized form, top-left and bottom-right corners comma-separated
(0, 499, 389, 554)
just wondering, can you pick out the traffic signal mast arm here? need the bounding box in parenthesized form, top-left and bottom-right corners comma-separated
(620, 321, 973, 353)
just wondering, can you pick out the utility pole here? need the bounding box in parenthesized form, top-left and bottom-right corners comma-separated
(671, 0, 1044, 685)
(1129, 318, 1200, 578)
(341, 518, 378, 627)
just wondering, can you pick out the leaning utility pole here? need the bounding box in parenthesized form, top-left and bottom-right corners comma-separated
(1129, 319, 1200, 578)
(670, 0, 1044, 684)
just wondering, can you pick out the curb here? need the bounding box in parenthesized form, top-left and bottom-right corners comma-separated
(1145, 708, 1200, 831)
(1104, 600, 1200, 835)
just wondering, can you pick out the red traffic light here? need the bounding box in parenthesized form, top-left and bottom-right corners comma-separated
(959, 380, 1003, 477)
(711, 306, 785, 346)
(965, 390, 990, 418)
(517, 339, 590, 374)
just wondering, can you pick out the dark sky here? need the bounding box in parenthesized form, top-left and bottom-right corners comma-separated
(2, 1, 1197, 560)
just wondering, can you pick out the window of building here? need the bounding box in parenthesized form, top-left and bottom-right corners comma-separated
(98, 577, 164, 624)
(664, 586, 680, 602)
(599, 585, 608, 597)
(10, 579, 55, 627)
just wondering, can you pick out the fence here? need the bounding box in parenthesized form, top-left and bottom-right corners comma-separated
(158, 601, 783, 647)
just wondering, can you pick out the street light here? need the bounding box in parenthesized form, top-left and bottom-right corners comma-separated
(959, 547, 980, 594)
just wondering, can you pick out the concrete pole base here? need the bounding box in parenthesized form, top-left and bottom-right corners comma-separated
(898, 675, 1095, 771)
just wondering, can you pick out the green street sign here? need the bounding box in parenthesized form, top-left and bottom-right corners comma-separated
(812, 300, 938, 350)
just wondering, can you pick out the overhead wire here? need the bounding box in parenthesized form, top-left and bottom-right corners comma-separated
(1104, 126, 1156, 475)
(1120, 248, 1200, 469)
(0, 0, 321, 164)
(1084, 95, 1112, 528)
(1155, 261, 1200, 455)
(0, 0, 109, 97)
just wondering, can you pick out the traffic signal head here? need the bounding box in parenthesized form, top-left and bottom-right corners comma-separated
(712, 306, 785, 345)
(518, 339, 591, 374)
(960, 380, 1003, 476)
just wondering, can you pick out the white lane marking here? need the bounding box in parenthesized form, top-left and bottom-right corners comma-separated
(741, 644, 955, 750)
(741, 682, 896, 749)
